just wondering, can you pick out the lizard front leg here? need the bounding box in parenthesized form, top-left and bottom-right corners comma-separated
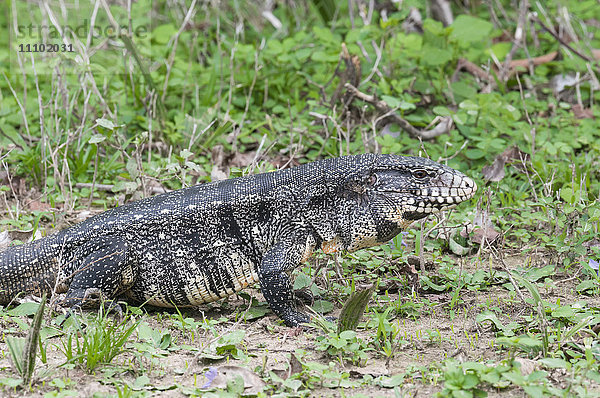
(259, 233, 316, 327)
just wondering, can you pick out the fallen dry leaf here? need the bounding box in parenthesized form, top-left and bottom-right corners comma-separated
(229, 151, 257, 168)
(27, 200, 51, 211)
(572, 104, 594, 119)
(470, 226, 501, 245)
(482, 146, 529, 182)
(467, 208, 501, 246)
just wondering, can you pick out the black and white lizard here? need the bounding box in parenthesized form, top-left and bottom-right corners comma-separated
(0, 154, 476, 326)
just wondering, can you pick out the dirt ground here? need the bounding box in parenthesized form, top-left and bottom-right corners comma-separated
(1, 247, 596, 397)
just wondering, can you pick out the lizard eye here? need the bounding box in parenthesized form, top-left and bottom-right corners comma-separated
(412, 169, 429, 180)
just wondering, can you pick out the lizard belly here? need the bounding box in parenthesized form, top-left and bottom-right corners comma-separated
(183, 248, 259, 306)
(127, 243, 260, 307)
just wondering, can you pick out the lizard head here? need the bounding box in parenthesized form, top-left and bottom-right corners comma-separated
(338, 155, 477, 252)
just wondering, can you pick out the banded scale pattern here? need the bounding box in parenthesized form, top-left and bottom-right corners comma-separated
(0, 154, 476, 326)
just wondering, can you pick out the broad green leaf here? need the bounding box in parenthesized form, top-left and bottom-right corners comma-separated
(312, 299, 334, 314)
(95, 118, 115, 130)
(421, 46, 452, 67)
(7, 302, 41, 317)
(131, 375, 150, 390)
(381, 95, 401, 108)
(88, 134, 106, 144)
(153, 24, 176, 44)
(293, 272, 311, 290)
(487, 42, 511, 60)
(539, 358, 569, 369)
(551, 306, 574, 319)
(450, 15, 493, 45)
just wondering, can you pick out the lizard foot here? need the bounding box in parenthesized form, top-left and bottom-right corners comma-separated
(59, 288, 124, 326)
(279, 309, 312, 327)
(293, 287, 314, 306)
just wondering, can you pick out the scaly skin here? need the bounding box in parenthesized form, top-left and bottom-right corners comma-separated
(0, 154, 477, 326)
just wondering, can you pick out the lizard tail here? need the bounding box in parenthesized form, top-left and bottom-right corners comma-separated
(0, 236, 64, 306)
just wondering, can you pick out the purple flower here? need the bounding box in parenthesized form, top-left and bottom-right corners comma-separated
(589, 259, 599, 275)
(201, 367, 218, 388)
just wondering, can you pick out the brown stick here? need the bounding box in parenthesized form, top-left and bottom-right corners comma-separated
(530, 13, 593, 62)
(344, 83, 452, 140)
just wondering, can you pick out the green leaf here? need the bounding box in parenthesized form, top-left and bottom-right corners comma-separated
(95, 118, 115, 130)
(311, 51, 339, 62)
(462, 373, 480, 389)
(459, 99, 480, 112)
(433, 106, 452, 116)
(450, 15, 493, 45)
(312, 299, 334, 314)
(159, 333, 172, 350)
(453, 83, 478, 103)
(551, 306, 574, 319)
(464, 149, 485, 160)
(523, 385, 544, 396)
(524, 264, 555, 282)
(89, 134, 106, 144)
(179, 149, 193, 159)
(0, 378, 22, 388)
(576, 279, 596, 293)
(153, 24, 176, 45)
(476, 311, 504, 330)
(449, 231, 470, 256)
(539, 358, 569, 369)
(421, 46, 452, 67)
(487, 42, 511, 60)
(512, 273, 543, 304)
(6, 293, 46, 386)
(293, 272, 311, 290)
(131, 375, 150, 390)
(312, 26, 336, 44)
(378, 374, 405, 388)
(22, 294, 45, 386)
(381, 95, 401, 108)
(126, 157, 139, 180)
(7, 302, 41, 317)
(6, 337, 25, 375)
(245, 305, 269, 320)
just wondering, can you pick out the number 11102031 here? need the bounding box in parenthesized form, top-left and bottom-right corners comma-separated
(18, 43, 74, 52)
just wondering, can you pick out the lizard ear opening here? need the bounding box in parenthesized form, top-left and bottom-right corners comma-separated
(344, 173, 377, 194)
(367, 173, 377, 186)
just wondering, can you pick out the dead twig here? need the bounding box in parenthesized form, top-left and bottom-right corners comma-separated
(530, 13, 594, 63)
(344, 83, 452, 140)
(498, 0, 530, 82)
(452, 58, 494, 83)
